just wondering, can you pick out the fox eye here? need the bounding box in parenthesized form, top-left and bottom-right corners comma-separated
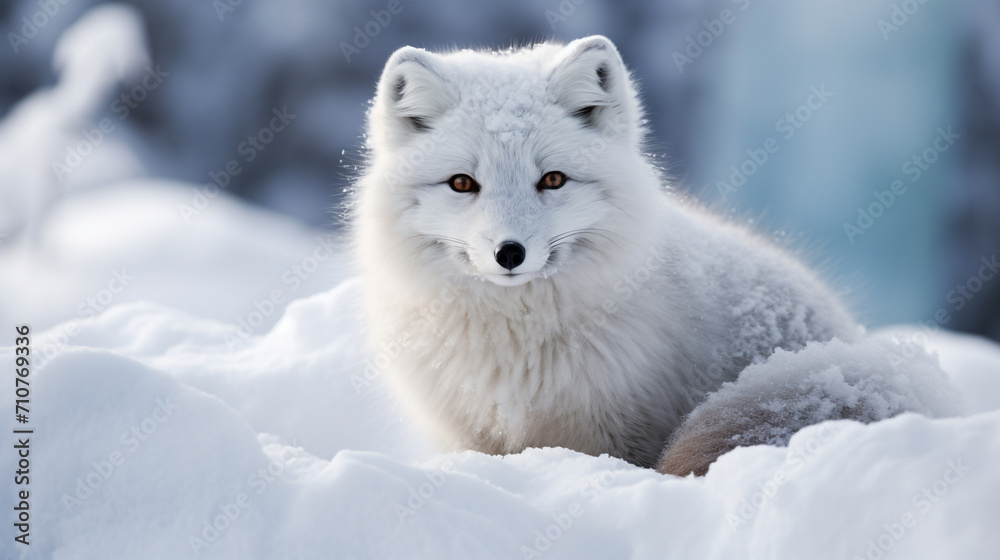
(538, 171, 567, 190)
(448, 174, 479, 193)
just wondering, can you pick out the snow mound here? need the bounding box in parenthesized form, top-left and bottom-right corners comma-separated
(2, 271, 999, 558)
(0, 180, 342, 335)
(0, 4, 149, 238)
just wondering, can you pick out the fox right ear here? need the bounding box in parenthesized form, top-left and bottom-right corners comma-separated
(548, 36, 640, 143)
(374, 46, 452, 136)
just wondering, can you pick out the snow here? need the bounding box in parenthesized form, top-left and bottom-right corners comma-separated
(0, 5, 149, 239)
(2, 179, 1000, 559)
(0, 179, 343, 335)
(0, 3, 997, 558)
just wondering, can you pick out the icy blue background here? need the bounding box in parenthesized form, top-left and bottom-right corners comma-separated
(1, 0, 996, 338)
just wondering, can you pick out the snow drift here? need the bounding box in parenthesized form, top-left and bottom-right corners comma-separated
(0, 4, 997, 559)
(2, 180, 999, 560)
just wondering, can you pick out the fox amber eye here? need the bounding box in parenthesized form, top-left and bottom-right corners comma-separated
(538, 171, 567, 190)
(449, 174, 479, 193)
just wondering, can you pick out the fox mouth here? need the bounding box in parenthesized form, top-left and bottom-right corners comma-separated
(485, 256, 564, 286)
(451, 245, 564, 286)
(432, 238, 561, 286)
(484, 271, 539, 286)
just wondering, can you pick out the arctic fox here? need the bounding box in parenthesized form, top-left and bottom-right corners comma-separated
(352, 36, 957, 475)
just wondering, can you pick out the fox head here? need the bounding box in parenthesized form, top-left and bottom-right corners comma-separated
(355, 36, 665, 292)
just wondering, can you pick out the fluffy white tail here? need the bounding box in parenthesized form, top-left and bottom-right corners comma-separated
(658, 335, 962, 476)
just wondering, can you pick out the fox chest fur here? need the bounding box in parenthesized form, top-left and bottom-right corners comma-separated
(370, 270, 712, 468)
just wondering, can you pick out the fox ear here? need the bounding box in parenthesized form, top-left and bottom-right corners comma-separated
(374, 46, 452, 136)
(549, 36, 639, 140)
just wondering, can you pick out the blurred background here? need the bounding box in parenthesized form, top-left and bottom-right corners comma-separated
(0, 0, 997, 341)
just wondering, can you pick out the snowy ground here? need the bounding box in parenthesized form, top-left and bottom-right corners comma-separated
(1, 181, 999, 560)
(0, 6, 997, 558)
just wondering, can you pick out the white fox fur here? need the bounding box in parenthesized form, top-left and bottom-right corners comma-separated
(351, 36, 957, 475)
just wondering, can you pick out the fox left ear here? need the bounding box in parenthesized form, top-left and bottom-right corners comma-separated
(372, 46, 454, 141)
(548, 36, 640, 143)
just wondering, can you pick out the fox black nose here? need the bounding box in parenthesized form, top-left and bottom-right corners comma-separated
(494, 241, 526, 271)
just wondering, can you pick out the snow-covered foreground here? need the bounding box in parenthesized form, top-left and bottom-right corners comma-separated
(2, 183, 999, 560)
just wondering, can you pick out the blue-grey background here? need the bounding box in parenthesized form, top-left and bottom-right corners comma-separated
(1, 0, 997, 340)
